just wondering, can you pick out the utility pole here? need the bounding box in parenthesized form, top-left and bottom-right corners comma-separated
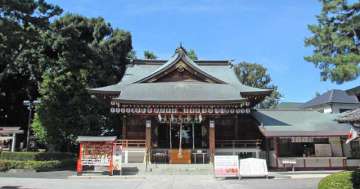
(23, 100, 40, 151)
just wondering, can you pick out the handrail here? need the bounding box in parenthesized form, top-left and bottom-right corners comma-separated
(215, 139, 262, 148)
(115, 139, 146, 148)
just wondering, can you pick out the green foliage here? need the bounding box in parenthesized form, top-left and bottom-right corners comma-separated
(127, 50, 137, 60)
(318, 171, 353, 189)
(352, 170, 360, 189)
(0, 152, 74, 161)
(31, 113, 47, 145)
(234, 62, 282, 108)
(0, 0, 62, 129)
(37, 14, 132, 151)
(305, 0, 360, 83)
(0, 152, 76, 171)
(144, 50, 157, 59)
(0, 159, 75, 172)
(187, 49, 198, 60)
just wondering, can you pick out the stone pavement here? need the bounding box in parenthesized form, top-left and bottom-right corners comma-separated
(0, 175, 321, 189)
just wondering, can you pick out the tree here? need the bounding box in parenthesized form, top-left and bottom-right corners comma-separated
(31, 113, 47, 146)
(37, 14, 132, 151)
(144, 50, 157, 59)
(127, 50, 137, 61)
(305, 0, 360, 84)
(0, 0, 62, 139)
(234, 62, 282, 108)
(187, 49, 198, 60)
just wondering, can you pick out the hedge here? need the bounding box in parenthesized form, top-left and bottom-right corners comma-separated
(0, 152, 74, 161)
(318, 171, 360, 189)
(0, 159, 76, 172)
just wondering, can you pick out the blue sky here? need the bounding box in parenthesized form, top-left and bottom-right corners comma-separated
(48, 0, 359, 102)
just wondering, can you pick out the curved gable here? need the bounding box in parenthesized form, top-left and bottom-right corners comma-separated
(134, 47, 226, 84)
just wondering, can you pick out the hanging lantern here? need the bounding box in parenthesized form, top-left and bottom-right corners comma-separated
(199, 114, 203, 122)
(147, 108, 153, 113)
(158, 114, 162, 122)
(186, 115, 191, 122)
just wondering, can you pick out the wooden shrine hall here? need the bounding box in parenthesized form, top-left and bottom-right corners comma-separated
(89, 46, 272, 164)
(90, 46, 353, 168)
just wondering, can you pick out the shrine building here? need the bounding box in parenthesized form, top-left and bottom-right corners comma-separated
(89, 46, 357, 169)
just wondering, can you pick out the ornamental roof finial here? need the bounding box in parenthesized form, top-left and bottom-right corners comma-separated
(176, 42, 188, 55)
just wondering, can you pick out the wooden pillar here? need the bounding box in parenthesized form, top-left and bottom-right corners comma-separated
(234, 115, 239, 140)
(122, 115, 127, 139)
(145, 120, 152, 149)
(145, 120, 152, 166)
(209, 120, 215, 163)
(274, 137, 279, 168)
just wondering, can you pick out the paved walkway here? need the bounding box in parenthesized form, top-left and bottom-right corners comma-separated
(0, 175, 321, 189)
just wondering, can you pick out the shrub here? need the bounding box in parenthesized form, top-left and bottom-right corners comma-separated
(0, 152, 74, 161)
(318, 171, 353, 189)
(0, 159, 76, 172)
(352, 170, 360, 189)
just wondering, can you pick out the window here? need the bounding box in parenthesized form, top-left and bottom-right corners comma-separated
(278, 137, 329, 157)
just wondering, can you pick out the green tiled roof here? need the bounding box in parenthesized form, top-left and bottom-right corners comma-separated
(113, 82, 246, 103)
(89, 47, 272, 103)
(252, 110, 352, 137)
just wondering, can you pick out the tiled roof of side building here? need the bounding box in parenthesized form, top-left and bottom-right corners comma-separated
(346, 86, 360, 95)
(276, 102, 304, 110)
(301, 89, 359, 108)
(252, 109, 352, 137)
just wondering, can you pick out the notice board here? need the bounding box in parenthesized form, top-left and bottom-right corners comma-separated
(214, 155, 239, 177)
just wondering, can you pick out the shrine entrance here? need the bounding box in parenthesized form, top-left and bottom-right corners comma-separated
(157, 122, 206, 149)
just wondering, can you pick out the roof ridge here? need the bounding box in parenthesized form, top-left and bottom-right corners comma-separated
(329, 89, 335, 102)
(133, 49, 227, 84)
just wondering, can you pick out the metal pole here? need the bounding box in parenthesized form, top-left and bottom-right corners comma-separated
(11, 133, 16, 152)
(192, 122, 195, 150)
(26, 103, 32, 151)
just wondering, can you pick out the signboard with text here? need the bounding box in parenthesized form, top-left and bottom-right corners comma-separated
(214, 155, 239, 178)
(239, 158, 268, 178)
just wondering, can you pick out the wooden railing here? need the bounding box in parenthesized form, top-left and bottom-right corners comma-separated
(215, 139, 262, 148)
(115, 139, 146, 148)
